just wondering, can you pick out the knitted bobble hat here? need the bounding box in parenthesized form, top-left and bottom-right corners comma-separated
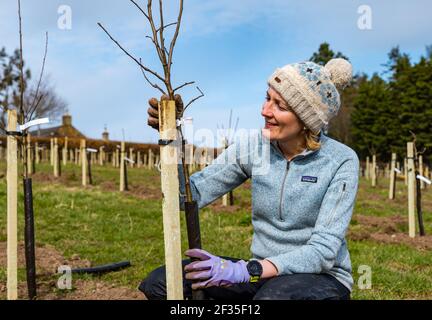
(267, 58, 353, 134)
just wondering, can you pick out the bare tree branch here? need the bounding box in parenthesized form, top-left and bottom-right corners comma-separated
(98, 22, 166, 83)
(156, 22, 178, 33)
(168, 0, 183, 73)
(18, 0, 25, 124)
(27, 93, 44, 122)
(27, 32, 48, 122)
(158, 0, 169, 74)
(173, 81, 195, 93)
(182, 86, 204, 116)
(147, 0, 167, 74)
(129, 0, 150, 20)
(139, 58, 166, 95)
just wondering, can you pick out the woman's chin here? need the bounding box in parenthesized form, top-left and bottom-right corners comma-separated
(262, 128, 277, 140)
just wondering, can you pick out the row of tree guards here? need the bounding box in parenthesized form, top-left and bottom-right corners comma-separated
(362, 142, 431, 238)
(0, 134, 225, 190)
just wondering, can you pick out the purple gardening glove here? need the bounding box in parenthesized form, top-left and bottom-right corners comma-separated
(184, 249, 250, 290)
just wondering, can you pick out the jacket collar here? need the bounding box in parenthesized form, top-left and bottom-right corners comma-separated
(270, 130, 324, 162)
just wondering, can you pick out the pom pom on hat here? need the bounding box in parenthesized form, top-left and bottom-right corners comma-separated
(324, 58, 353, 90)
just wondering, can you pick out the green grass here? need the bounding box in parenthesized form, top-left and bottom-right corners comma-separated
(0, 161, 431, 299)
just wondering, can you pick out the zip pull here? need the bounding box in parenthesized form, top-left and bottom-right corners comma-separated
(286, 161, 290, 170)
(342, 182, 346, 192)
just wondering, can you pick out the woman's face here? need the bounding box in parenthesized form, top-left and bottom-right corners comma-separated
(261, 86, 304, 142)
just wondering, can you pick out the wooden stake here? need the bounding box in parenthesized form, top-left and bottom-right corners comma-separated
(6, 109, 18, 300)
(389, 153, 397, 200)
(62, 137, 68, 166)
(27, 133, 32, 175)
(35, 142, 40, 164)
(99, 146, 104, 166)
(81, 139, 87, 186)
(137, 151, 142, 168)
(407, 142, 416, 238)
(120, 142, 126, 192)
(129, 148, 134, 168)
(159, 100, 183, 300)
(419, 155, 424, 189)
(75, 148, 79, 165)
(371, 155, 377, 187)
(148, 148, 153, 170)
(404, 157, 408, 186)
(425, 166, 430, 189)
(50, 138, 54, 166)
(53, 138, 59, 177)
(116, 148, 120, 168)
(365, 156, 370, 180)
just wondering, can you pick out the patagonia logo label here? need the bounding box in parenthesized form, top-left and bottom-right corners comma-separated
(301, 176, 318, 183)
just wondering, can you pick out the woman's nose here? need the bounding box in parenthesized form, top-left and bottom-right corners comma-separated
(261, 101, 273, 118)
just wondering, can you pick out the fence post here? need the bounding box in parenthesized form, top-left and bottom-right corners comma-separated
(404, 157, 408, 186)
(6, 109, 18, 300)
(407, 142, 416, 238)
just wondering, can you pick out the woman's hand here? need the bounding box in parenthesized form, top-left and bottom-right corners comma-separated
(147, 94, 184, 131)
(184, 249, 250, 290)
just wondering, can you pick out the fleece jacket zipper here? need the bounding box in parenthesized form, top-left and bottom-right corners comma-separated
(327, 182, 347, 225)
(279, 161, 290, 221)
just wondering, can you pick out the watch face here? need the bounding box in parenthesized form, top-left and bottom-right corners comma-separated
(247, 260, 263, 277)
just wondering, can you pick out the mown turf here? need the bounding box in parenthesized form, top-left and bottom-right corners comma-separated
(0, 160, 431, 299)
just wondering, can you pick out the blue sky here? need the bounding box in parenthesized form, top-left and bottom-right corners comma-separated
(1, 0, 431, 146)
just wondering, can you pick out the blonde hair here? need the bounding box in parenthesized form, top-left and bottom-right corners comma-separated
(304, 128, 321, 151)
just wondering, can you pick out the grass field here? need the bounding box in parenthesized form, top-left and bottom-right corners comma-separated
(0, 161, 431, 300)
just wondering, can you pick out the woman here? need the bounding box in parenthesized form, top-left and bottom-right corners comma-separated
(140, 58, 359, 300)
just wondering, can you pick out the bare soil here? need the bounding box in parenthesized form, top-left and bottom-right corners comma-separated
(348, 214, 432, 250)
(0, 242, 145, 300)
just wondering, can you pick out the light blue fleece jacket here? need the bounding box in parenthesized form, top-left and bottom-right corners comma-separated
(181, 130, 360, 291)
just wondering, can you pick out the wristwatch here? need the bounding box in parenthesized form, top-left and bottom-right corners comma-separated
(246, 260, 263, 283)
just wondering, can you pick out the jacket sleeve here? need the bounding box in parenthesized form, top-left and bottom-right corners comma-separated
(179, 137, 255, 210)
(266, 155, 360, 275)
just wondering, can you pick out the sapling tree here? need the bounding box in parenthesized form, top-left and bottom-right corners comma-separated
(99, 0, 205, 300)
